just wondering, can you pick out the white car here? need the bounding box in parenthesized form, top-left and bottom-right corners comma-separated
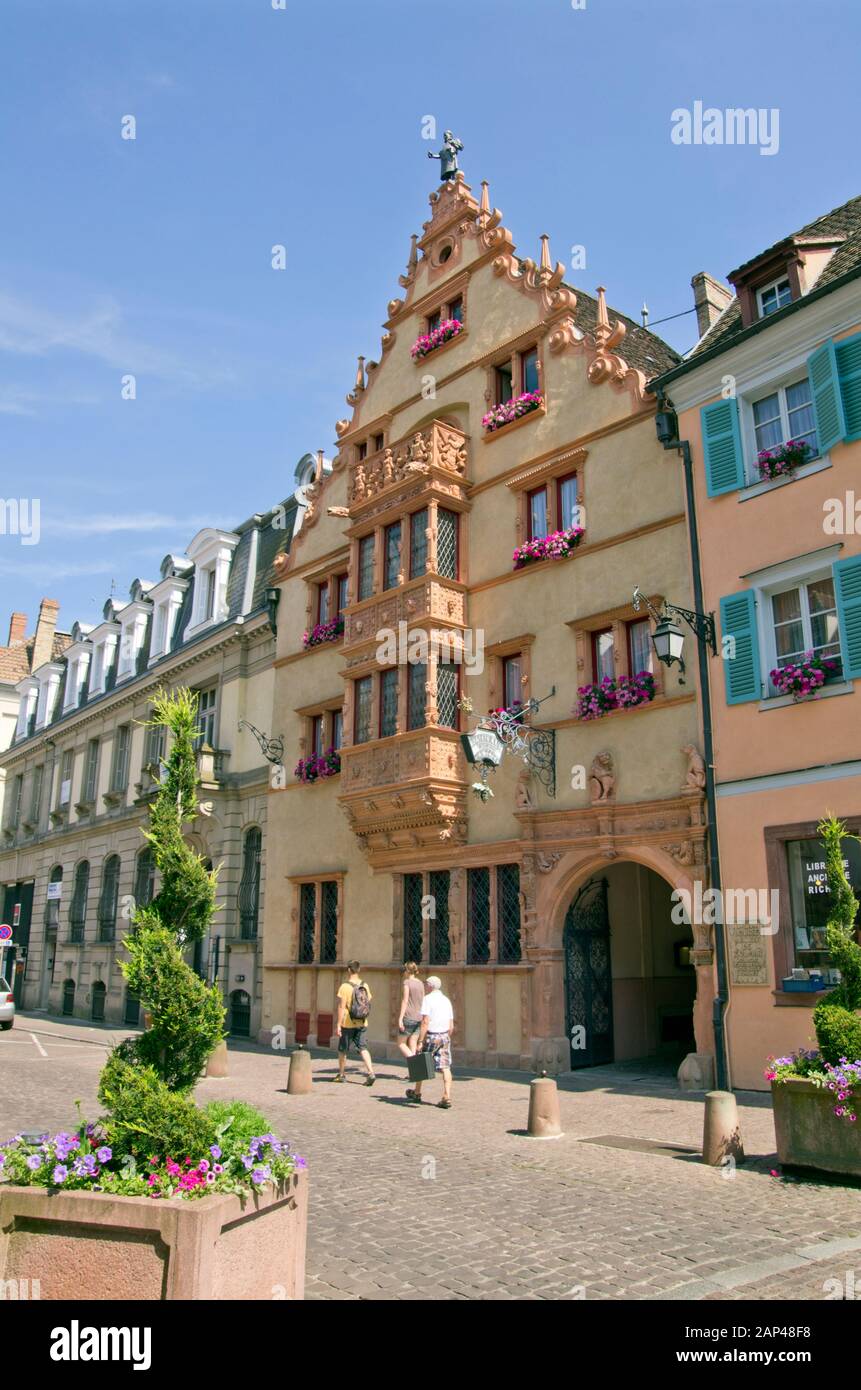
(0, 977, 14, 1030)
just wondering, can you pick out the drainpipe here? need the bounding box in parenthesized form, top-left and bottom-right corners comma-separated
(656, 398, 729, 1092)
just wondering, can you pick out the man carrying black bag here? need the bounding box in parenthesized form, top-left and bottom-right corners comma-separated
(406, 975, 454, 1109)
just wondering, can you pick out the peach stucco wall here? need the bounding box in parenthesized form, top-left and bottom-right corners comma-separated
(677, 320, 861, 1091)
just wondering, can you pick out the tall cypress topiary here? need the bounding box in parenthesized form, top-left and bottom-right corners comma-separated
(98, 688, 226, 1159)
(812, 815, 861, 1066)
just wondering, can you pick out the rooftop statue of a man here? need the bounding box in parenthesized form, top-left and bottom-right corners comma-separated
(428, 130, 463, 182)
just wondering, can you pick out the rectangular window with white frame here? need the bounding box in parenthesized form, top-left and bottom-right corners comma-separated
(757, 276, 792, 318)
(741, 369, 823, 485)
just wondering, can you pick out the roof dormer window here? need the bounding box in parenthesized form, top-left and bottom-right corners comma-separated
(757, 275, 792, 318)
(185, 529, 239, 637)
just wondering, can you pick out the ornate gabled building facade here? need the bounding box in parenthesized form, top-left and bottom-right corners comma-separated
(0, 484, 307, 1038)
(263, 167, 718, 1080)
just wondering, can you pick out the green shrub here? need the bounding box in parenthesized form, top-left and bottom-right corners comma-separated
(812, 815, 861, 1065)
(98, 1053, 216, 1161)
(813, 1002, 861, 1067)
(203, 1100, 272, 1152)
(98, 687, 226, 1161)
(123, 921, 224, 1090)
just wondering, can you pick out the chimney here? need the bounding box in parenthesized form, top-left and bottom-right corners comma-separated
(30, 598, 60, 672)
(7, 612, 27, 647)
(691, 272, 734, 338)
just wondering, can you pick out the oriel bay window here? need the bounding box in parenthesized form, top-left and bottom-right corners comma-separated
(436, 508, 458, 580)
(294, 876, 342, 964)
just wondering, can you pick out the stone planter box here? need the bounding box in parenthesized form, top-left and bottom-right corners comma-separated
(0, 1170, 307, 1300)
(772, 1078, 861, 1178)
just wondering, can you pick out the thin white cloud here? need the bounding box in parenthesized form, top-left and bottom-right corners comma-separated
(0, 557, 118, 581)
(41, 512, 212, 538)
(0, 292, 237, 391)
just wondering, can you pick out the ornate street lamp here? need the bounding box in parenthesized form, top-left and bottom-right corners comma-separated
(460, 689, 557, 800)
(632, 587, 716, 685)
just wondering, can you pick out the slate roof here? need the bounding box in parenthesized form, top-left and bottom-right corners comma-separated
(567, 284, 681, 380)
(683, 192, 861, 364)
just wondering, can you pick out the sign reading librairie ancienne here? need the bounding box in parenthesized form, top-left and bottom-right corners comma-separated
(727, 922, 769, 987)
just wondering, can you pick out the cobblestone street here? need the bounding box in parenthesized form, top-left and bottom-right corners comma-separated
(3, 1014, 861, 1302)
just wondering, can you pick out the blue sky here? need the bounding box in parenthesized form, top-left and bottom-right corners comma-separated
(2, 0, 859, 632)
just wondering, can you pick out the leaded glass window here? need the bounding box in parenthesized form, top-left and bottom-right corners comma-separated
(437, 662, 458, 729)
(298, 882, 315, 963)
(437, 508, 458, 579)
(497, 863, 522, 963)
(384, 522, 401, 590)
(410, 510, 428, 579)
(403, 872, 424, 962)
(408, 662, 426, 730)
(428, 870, 450, 965)
(380, 668, 398, 738)
(468, 867, 490, 964)
(358, 535, 375, 601)
(321, 880, 338, 963)
(354, 676, 372, 744)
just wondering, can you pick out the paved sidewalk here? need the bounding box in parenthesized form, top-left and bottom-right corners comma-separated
(3, 1020, 860, 1301)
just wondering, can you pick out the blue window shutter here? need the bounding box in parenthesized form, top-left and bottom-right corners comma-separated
(834, 555, 861, 680)
(701, 398, 743, 497)
(807, 339, 846, 452)
(835, 332, 861, 441)
(719, 591, 762, 704)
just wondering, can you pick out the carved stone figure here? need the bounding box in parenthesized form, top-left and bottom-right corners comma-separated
(682, 743, 706, 793)
(427, 130, 464, 182)
(589, 751, 615, 805)
(515, 769, 535, 810)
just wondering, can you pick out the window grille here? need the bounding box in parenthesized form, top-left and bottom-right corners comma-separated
(408, 662, 426, 730)
(298, 882, 316, 963)
(428, 870, 450, 965)
(403, 872, 424, 961)
(380, 668, 398, 738)
(437, 509, 458, 578)
(468, 867, 491, 964)
(410, 510, 428, 578)
(437, 662, 458, 729)
(497, 863, 522, 963)
(321, 880, 338, 963)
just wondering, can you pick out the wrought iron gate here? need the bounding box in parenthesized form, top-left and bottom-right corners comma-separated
(563, 878, 614, 1068)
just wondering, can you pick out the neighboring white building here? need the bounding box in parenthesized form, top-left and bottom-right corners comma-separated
(0, 488, 303, 1034)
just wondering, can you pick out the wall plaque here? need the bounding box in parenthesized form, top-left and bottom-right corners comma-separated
(727, 922, 769, 987)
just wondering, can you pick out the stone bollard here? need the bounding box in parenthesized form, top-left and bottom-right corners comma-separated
(205, 1040, 229, 1078)
(287, 1046, 313, 1096)
(702, 1089, 744, 1166)
(526, 1072, 563, 1139)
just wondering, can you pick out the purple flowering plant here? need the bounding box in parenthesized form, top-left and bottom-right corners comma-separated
(482, 390, 543, 433)
(302, 617, 345, 649)
(766, 1050, 861, 1124)
(0, 1114, 305, 1200)
(576, 672, 656, 721)
(512, 525, 584, 570)
(410, 318, 463, 361)
(295, 745, 341, 783)
(769, 650, 839, 701)
(757, 437, 812, 481)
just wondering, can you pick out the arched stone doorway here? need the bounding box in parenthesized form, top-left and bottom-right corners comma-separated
(562, 866, 696, 1071)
